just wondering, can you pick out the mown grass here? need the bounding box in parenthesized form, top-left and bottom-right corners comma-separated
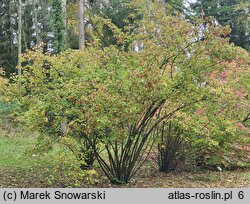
(0, 132, 76, 187)
(0, 136, 36, 168)
(0, 135, 63, 169)
(0, 102, 64, 170)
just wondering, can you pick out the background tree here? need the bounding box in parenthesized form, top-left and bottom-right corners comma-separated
(190, 0, 250, 51)
(33, 0, 40, 45)
(51, 0, 66, 53)
(78, 0, 85, 49)
(0, 0, 18, 76)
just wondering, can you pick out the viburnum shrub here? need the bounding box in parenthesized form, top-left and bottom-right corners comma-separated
(9, 8, 249, 183)
(48, 151, 99, 187)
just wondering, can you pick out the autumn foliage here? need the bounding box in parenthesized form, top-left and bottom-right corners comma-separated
(2, 8, 249, 183)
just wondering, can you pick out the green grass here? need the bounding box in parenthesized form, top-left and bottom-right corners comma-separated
(0, 106, 87, 187)
(0, 136, 35, 168)
(0, 136, 62, 169)
(0, 133, 78, 187)
(0, 103, 65, 170)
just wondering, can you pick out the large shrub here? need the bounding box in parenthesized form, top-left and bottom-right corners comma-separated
(9, 8, 249, 183)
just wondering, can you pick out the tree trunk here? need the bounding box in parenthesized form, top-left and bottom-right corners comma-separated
(162, 0, 166, 14)
(33, 0, 40, 45)
(78, 0, 85, 50)
(17, 0, 22, 89)
(62, 0, 67, 40)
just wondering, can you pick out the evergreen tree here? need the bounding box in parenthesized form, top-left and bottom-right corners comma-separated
(190, 0, 250, 51)
(0, 0, 18, 76)
(51, 0, 66, 53)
